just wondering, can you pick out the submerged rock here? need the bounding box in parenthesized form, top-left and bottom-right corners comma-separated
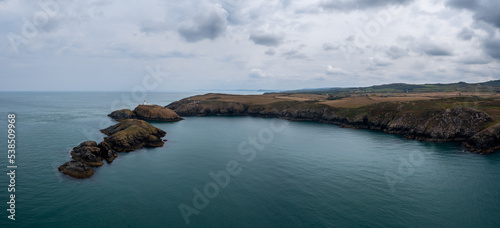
(58, 160, 94, 178)
(108, 105, 183, 122)
(100, 119, 167, 152)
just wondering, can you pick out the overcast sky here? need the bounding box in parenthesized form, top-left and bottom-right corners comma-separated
(1, 0, 499, 91)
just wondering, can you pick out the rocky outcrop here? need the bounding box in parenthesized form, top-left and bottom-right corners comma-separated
(100, 119, 167, 152)
(464, 123, 500, 154)
(98, 141, 118, 163)
(59, 119, 167, 179)
(108, 109, 136, 121)
(167, 98, 496, 152)
(70, 141, 104, 167)
(58, 160, 94, 178)
(108, 105, 183, 122)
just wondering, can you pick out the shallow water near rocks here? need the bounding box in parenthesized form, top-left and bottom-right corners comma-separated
(0, 92, 499, 227)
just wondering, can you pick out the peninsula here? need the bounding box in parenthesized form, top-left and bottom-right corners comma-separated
(167, 80, 500, 154)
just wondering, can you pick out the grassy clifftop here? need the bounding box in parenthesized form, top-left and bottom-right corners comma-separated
(167, 92, 500, 154)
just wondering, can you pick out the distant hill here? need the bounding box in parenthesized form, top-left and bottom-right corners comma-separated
(272, 80, 500, 95)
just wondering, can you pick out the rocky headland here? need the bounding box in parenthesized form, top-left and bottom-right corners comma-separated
(167, 94, 500, 154)
(109, 104, 183, 122)
(58, 118, 168, 178)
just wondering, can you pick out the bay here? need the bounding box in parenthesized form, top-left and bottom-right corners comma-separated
(0, 92, 499, 228)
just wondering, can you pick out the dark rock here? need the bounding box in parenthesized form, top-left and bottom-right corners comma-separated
(108, 109, 136, 121)
(58, 160, 94, 178)
(464, 123, 500, 154)
(98, 141, 118, 163)
(70, 141, 104, 167)
(100, 119, 167, 152)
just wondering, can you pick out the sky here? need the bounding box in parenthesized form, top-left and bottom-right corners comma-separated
(0, 0, 499, 91)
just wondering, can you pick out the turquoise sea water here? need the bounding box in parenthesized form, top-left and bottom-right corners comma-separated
(0, 92, 499, 228)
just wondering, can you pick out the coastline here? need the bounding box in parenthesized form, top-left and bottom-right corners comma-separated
(166, 93, 500, 154)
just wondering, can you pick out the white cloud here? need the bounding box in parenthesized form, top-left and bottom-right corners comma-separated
(248, 68, 270, 78)
(325, 65, 349, 75)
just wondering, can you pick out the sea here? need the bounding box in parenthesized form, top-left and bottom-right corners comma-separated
(0, 92, 499, 228)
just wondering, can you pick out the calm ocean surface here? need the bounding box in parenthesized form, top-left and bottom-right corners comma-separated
(0, 92, 499, 228)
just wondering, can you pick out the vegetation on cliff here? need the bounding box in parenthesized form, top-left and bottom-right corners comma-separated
(109, 105, 183, 122)
(167, 92, 500, 154)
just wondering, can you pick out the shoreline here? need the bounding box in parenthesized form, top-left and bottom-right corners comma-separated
(166, 93, 500, 154)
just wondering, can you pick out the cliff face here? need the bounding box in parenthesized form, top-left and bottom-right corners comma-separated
(167, 98, 494, 146)
(109, 105, 183, 122)
(463, 123, 500, 154)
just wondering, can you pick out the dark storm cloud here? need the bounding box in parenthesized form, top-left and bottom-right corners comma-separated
(320, 0, 414, 11)
(178, 4, 228, 42)
(249, 33, 285, 46)
(447, 0, 500, 29)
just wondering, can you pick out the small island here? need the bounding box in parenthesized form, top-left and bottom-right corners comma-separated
(59, 105, 182, 179)
(109, 104, 183, 122)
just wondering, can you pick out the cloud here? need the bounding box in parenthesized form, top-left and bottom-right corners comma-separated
(483, 38, 500, 60)
(249, 32, 285, 46)
(322, 43, 340, 51)
(178, 3, 228, 42)
(282, 49, 308, 60)
(373, 57, 392, 66)
(265, 49, 276, 56)
(325, 65, 348, 75)
(140, 20, 168, 35)
(446, 0, 500, 29)
(418, 42, 453, 56)
(320, 0, 414, 11)
(385, 46, 408, 59)
(457, 55, 491, 65)
(457, 27, 475, 41)
(248, 69, 269, 78)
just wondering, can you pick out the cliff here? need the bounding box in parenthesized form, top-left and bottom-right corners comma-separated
(463, 123, 500, 154)
(108, 105, 183, 122)
(167, 95, 497, 152)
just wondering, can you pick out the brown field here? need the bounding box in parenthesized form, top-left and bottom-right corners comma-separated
(189, 92, 500, 109)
